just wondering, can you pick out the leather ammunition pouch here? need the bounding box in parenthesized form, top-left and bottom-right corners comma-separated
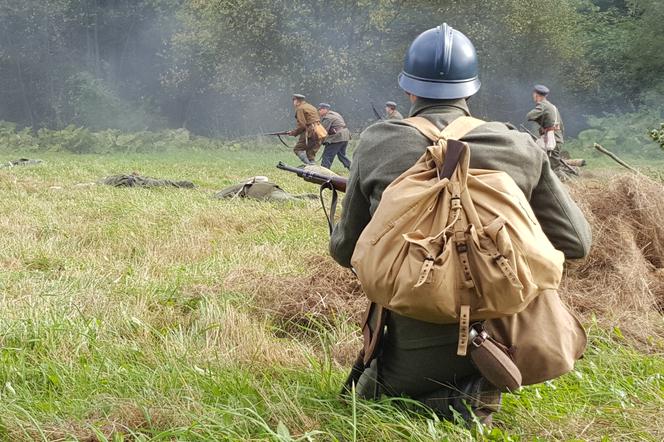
(468, 323, 522, 392)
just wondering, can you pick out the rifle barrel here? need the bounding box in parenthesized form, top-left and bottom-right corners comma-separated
(276, 162, 347, 192)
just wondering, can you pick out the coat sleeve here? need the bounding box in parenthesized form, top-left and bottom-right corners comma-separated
(320, 116, 333, 131)
(329, 151, 372, 267)
(530, 161, 592, 259)
(291, 109, 306, 136)
(526, 103, 544, 122)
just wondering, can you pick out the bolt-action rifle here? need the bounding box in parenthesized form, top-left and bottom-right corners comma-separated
(263, 130, 290, 136)
(276, 161, 347, 192)
(276, 160, 347, 235)
(519, 124, 579, 176)
(263, 130, 292, 149)
(370, 102, 384, 122)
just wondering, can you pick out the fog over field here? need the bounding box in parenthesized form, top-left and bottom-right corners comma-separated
(0, 0, 662, 140)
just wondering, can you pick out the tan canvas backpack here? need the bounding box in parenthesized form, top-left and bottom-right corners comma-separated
(350, 116, 566, 356)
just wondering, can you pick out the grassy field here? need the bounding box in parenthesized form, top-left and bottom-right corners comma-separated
(0, 147, 662, 441)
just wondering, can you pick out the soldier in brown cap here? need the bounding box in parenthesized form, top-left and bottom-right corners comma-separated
(527, 85, 565, 172)
(288, 94, 327, 165)
(385, 101, 403, 120)
(318, 103, 352, 170)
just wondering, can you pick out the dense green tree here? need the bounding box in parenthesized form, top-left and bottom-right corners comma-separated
(0, 0, 661, 141)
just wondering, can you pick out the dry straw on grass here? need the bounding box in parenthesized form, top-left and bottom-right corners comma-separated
(228, 172, 664, 351)
(563, 172, 664, 345)
(225, 255, 365, 331)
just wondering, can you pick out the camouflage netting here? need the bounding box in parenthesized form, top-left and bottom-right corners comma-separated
(226, 172, 664, 354)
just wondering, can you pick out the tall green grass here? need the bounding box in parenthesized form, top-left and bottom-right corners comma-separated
(0, 149, 662, 441)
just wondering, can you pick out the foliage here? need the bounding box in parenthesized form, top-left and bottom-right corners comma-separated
(0, 0, 663, 143)
(566, 97, 664, 156)
(64, 72, 165, 131)
(0, 121, 263, 154)
(650, 123, 664, 149)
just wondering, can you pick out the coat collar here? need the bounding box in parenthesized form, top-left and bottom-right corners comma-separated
(409, 98, 471, 118)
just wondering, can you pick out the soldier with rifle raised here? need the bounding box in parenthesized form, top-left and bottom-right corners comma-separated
(327, 24, 591, 426)
(287, 94, 327, 165)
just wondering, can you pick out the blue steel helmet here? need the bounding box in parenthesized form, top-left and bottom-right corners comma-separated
(398, 24, 480, 100)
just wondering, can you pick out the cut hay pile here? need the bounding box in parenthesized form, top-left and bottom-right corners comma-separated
(225, 255, 365, 331)
(564, 172, 664, 345)
(227, 172, 664, 351)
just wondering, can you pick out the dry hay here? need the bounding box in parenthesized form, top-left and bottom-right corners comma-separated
(224, 255, 365, 331)
(564, 172, 664, 346)
(227, 172, 664, 352)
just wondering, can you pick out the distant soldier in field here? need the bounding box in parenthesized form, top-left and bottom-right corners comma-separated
(318, 103, 352, 170)
(527, 85, 564, 172)
(385, 101, 403, 120)
(288, 94, 327, 165)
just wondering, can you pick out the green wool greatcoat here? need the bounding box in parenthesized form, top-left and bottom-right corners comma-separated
(386, 109, 404, 120)
(526, 98, 564, 144)
(329, 98, 591, 398)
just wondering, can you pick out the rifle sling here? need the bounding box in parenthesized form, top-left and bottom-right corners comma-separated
(320, 180, 339, 235)
(276, 134, 292, 150)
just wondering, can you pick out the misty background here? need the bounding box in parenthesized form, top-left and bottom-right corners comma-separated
(0, 0, 662, 147)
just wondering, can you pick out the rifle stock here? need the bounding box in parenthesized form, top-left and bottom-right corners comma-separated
(276, 161, 347, 192)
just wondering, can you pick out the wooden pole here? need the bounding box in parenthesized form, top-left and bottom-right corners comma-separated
(593, 143, 639, 173)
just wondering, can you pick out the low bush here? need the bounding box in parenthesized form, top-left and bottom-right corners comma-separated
(566, 98, 663, 158)
(0, 122, 272, 154)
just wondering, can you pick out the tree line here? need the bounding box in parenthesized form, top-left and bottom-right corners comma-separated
(0, 0, 662, 141)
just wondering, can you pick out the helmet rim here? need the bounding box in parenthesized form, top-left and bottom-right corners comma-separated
(398, 72, 481, 100)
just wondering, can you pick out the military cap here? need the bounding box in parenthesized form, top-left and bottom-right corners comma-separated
(533, 84, 550, 96)
(318, 102, 331, 109)
(292, 93, 306, 99)
(385, 101, 397, 108)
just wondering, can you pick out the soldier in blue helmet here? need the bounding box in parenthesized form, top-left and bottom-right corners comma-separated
(329, 24, 591, 425)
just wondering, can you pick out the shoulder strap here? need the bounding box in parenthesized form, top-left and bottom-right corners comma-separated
(402, 115, 485, 142)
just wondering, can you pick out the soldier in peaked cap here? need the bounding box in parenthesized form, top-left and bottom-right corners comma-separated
(288, 94, 327, 165)
(318, 103, 352, 170)
(329, 24, 591, 425)
(527, 85, 565, 172)
(385, 101, 403, 120)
